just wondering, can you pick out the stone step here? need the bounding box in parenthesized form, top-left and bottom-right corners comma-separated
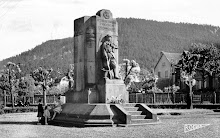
(49, 120, 114, 127)
(117, 121, 160, 127)
(123, 107, 139, 111)
(131, 115, 146, 119)
(50, 118, 114, 127)
(131, 119, 154, 124)
(122, 103, 137, 107)
(127, 111, 142, 115)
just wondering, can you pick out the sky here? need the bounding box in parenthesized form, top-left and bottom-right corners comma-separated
(0, 0, 220, 61)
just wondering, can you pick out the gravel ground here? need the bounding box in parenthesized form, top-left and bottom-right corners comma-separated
(0, 110, 219, 138)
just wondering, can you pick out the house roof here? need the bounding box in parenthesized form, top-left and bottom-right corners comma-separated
(162, 51, 181, 65)
(154, 51, 182, 70)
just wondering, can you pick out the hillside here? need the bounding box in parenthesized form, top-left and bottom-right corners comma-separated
(117, 18, 220, 68)
(0, 38, 74, 74)
(0, 18, 220, 74)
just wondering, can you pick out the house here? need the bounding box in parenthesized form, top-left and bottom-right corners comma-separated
(154, 51, 219, 91)
(154, 51, 181, 79)
(154, 51, 181, 89)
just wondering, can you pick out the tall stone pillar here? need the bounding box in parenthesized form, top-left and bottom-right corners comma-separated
(66, 9, 128, 103)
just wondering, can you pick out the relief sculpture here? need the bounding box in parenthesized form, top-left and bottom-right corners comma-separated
(100, 35, 120, 79)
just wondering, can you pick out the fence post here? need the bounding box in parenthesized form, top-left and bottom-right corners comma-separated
(173, 93, 176, 104)
(136, 93, 138, 103)
(153, 92, 155, 104)
(214, 92, 216, 104)
(4, 90, 6, 107)
(53, 95, 56, 103)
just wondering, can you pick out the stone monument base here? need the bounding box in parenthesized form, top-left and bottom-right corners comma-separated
(98, 79, 128, 103)
(51, 103, 118, 127)
(65, 79, 128, 104)
(50, 103, 159, 127)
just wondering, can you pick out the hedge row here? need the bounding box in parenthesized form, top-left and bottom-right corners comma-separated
(2, 107, 38, 114)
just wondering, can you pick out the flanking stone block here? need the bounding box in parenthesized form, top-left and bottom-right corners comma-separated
(53, 103, 114, 126)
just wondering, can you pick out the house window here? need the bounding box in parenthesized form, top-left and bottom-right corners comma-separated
(162, 62, 165, 67)
(165, 70, 168, 78)
(158, 72, 161, 78)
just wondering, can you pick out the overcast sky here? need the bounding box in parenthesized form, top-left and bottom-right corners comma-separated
(0, 0, 220, 61)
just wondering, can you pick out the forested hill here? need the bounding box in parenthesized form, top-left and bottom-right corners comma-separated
(1, 18, 220, 74)
(0, 38, 74, 74)
(117, 18, 220, 68)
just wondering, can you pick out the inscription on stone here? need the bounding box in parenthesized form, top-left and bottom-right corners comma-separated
(97, 19, 116, 32)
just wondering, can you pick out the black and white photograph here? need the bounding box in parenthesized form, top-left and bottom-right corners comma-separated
(0, 0, 220, 137)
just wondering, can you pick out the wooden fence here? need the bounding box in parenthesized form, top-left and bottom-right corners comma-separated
(3, 94, 61, 106)
(129, 92, 219, 104)
(2, 92, 220, 106)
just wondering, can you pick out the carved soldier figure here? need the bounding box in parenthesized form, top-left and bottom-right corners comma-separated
(101, 35, 120, 79)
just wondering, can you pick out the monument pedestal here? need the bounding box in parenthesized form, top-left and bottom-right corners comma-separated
(52, 103, 114, 127)
(51, 103, 159, 127)
(65, 79, 128, 104)
(98, 79, 128, 103)
(54, 81, 158, 127)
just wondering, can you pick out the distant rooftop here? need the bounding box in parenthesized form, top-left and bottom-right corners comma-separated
(161, 51, 181, 64)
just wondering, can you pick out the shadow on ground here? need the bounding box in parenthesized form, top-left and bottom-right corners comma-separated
(0, 121, 37, 125)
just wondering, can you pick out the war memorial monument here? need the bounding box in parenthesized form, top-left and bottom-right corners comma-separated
(52, 9, 158, 127)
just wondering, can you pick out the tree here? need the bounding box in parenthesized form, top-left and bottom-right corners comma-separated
(53, 66, 74, 93)
(189, 43, 220, 91)
(176, 50, 200, 109)
(119, 59, 140, 88)
(0, 71, 10, 107)
(30, 67, 54, 106)
(16, 75, 35, 104)
(177, 43, 220, 108)
(0, 62, 22, 108)
(119, 59, 160, 93)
